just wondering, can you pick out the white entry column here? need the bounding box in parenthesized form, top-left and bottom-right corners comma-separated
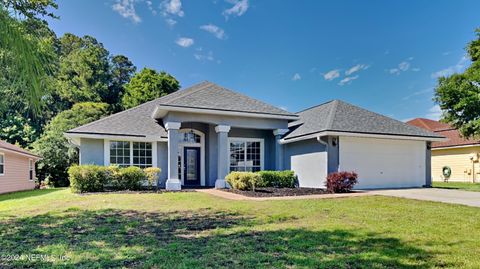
(215, 125, 231, 188)
(165, 122, 181, 190)
(273, 129, 289, 170)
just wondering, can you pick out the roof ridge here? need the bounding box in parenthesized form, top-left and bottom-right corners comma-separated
(160, 81, 212, 105)
(325, 100, 339, 130)
(295, 99, 335, 114)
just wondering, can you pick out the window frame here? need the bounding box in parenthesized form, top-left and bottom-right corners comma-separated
(228, 137, 264, 172)
(29, 159, 34, 180)
(104, 140, 157, 168)
(0, 152, 4, 176)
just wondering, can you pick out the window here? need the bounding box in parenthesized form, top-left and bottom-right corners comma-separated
(133, 142, 152, 168)
(229, 139, 263, 172)
(109, 141, 153, 168)
(0, 153, 4, 175)
(179, 132, 201, 144)
(110, 141, 130, 167)
(29, 159, 34, 180)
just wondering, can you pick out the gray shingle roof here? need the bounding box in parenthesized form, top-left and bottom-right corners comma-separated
(283, 100, 445, 140)
(155, 81, 297, 116)
(67, 81, 296, 137)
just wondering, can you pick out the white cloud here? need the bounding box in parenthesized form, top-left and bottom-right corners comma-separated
(389, 58, 414, 75)
(426, 105, 442, 120)
(165, 18, 177, 26)
(200, 24, 226, 40)
(412, 67, 421, 72)
(223, 0, 249, 18)
(402, 88, 433, 101)
(162, 0, 184, 17)
(442, 51, 451, 56)
(345, 64, 369, 76)
(194, 50, 215, 62)
(292, 73, 301, 81)
(431, 55, 469, 78)
(176, 37, 194, 47)
(112, 0, 141, 23)
(338, 75, 359, 86)
(323, 69, 340, 81)
(146, 0, 157, 15)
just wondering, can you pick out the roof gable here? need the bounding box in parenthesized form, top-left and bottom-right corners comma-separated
(0, 140, 40, 158)
(284, 100, 444, 140)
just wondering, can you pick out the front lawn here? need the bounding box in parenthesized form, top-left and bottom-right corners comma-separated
(433, 181, 480, 192)
(1, 189, 480, 268)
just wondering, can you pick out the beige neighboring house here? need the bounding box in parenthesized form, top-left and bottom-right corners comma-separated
(407, 118, 480, 183)
(0, 140, 41, 194)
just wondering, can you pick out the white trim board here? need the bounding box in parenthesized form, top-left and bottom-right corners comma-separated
(0, 152, 4, 176)
(280, 131, 447, 144)
(66, 133, 167, 146)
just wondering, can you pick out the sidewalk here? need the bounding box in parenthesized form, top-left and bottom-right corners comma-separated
(196, 188, 372, 201)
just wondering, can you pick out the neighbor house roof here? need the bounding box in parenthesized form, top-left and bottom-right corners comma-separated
(283, 100, 445, 141)
(407, 118, 480, 148)
(66, 81, 296, 138)
(0, 140, 41, 159)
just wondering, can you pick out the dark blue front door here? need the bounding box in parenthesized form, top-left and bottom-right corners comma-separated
(183, 147, 200, 186)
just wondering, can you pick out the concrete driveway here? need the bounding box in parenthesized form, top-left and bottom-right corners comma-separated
(369, 188, 480, 208)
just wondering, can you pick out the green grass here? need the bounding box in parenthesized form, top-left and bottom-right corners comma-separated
(1, 189, 480, 268)
(433, 181, 480, 192)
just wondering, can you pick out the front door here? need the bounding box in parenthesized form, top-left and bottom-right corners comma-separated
(183, 147, 200, 186)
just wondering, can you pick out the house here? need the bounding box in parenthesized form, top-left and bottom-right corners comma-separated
(65, 81, 445, 190)
(407, 118, 480, 182)
(0, 140, 41, 194)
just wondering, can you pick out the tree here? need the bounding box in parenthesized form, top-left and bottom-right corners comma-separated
(0, 114, 37, 148)
(55, 34, 111, 107)
(33, 102, 110, 186)
(434, 28, 480, 138)
(107, 55, 136, 111)
(0, 0, 57, 114)
(122, 68, 180, 109)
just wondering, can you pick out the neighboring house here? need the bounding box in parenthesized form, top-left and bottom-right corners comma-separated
(407, 118, 480, 182)
(0, 140, 41, 194)
(65, 81, 444, 190)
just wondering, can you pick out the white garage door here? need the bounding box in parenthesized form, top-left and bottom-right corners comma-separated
(339, 136, 426, 189)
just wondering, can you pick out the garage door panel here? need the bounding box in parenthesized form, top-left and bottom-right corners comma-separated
(339, 137, 426, 189)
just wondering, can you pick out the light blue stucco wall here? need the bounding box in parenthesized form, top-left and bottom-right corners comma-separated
(284, 138, 327, 170)
(80, 138, 104, 165)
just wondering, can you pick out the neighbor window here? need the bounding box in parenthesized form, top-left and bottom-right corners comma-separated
(0, 153, 4, 175)
(229, 139, 262, 172)
(29, 159, 34, 180)
(109, 141, 153, 168)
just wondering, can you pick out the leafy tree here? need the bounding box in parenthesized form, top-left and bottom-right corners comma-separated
(434, 28, 480, 138)
(33, 102, 110, 186)
(122, 68, 179, 109)
(0, 113, 37, 148)
(0, 0, 57, 114)
(55, 34, 111, 107)
(107, 55, 136, 111)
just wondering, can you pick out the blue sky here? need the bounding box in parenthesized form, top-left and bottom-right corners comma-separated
(47, 0, 480, 121)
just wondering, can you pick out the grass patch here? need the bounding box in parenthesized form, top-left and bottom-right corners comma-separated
(0, 189, 479, 268)
(433, 181, 480, 192)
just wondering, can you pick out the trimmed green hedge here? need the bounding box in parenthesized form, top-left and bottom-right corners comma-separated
(68, 165, 161, 193)
(226, 170, 296, 191)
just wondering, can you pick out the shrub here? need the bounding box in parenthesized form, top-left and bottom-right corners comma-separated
(116, 166, 146, 191)
(225, 172, 261, 191)
(144, 167, 161, 188)
(68, 165, 108, 193)
(257, 170, 296, 188)
(325, 171, 358, 193)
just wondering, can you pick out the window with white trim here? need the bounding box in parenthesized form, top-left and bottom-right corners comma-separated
(133, 142, 152, 168)
(110, 141, 130, 167)
(109, 141, 153, 168)
(0, 153, 4, 175)
(29, 159, 34, 180)
(229, 139, 263, 172)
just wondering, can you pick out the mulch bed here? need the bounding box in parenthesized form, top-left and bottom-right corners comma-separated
(222, 187, 330, 197)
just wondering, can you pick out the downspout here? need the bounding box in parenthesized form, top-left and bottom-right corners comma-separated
(316, 136, 328, 146)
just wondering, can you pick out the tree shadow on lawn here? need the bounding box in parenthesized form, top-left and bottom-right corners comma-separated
(0, 208, 445, 268)
(0, 188, 63, 202)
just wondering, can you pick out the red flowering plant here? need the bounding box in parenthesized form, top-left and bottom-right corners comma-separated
(325, 171, 358, 193)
